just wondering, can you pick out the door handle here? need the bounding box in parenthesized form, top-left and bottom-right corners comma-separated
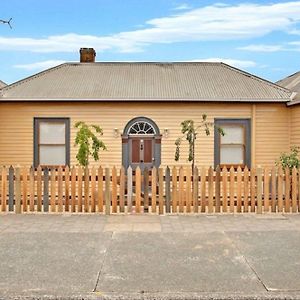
(152, 158, 155, 161)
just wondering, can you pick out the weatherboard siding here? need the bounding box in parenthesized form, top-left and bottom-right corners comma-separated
(290, 105, 300, 147)
(0, 102, 290, 167)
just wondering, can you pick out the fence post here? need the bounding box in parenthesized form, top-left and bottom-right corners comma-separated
(172, 166, 177, 213)
(119, 166, 125, 213)
(236, 166, 242, 213)
(91, 167, 96, 213)
(22, 167, 28, 212)
(144, 168, 149, 212)
(50, 168, 56, 212)
(65, 166, 70, 212)
(165, 166, 171, 213)
(264, 167, 270, 213)
(186, 167, 191, 213)
(57, 166, 63, 212)
(8, 166, 14, 212)
(201, 167, 206, 213)
(105, 168, 110, 215)
(15, 167, 21, 214)
(78, 167, 83, 212)
(278, 167, 283, 212)
(208, 166, 214, 213)
(271, 167, 277, 213)
(135, 167, 141, 213)
(84, 167, 89, 213)
(29, 166, 35, 212)
(112, 166, 117, 213)
(222, 167, 227, 213)
(257, 168, 262, 214)
(151, 167, 157, 213)
(250, 167, 256, 212)
(193, 166, 199, 213)
(215, 166, 221, 213)
(229, 167, 235, 213)
(127, 166, 132, 213)
(98, 166, 104, 213)
(43, 168, 49, 212)
(158, 167, 164, 215)
(292, 167, 297, 213)
(179, 167, 184, 213)
(243, 166, 249, 213)
(71, 166, 76, 212)
(1, 166, 7, 212)
(37, 166, 42, 212)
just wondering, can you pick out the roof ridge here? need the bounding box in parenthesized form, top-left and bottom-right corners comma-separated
(0, 63, 68, 94)
(219, 63, 291, 94)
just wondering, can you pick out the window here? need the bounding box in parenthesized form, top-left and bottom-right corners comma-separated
(214, 119, 251, 168)
(34, 118, 70, 167)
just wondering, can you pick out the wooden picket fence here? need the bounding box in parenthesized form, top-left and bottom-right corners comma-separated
(0, 165, 299, 214)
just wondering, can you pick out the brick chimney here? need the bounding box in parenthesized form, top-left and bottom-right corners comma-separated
(80, 48, 96, 63)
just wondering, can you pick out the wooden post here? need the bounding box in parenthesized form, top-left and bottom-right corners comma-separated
(151, 167, 157, 213)
(292, 167, 297, 213)
(278, 168, 283, 212)
(91, 167, 96, 213)
(1, 166, 7, 212)
(236, 166, 242, 213)
(144, 168, 149, 212)
(84, 167, 89, 213)
(57, 166, 63, 212)
(264, 167, 270, 213)
(229, 167, 235, 213)
(15, 167, 21, 214)
(179, 167, 184, 213)
(50, 168, 56, 212)
(135, 167, 141, 213)
(257, 168, 262, 214)
(29, 166, 35, 212)
(71, 166, 76, 212)
(186, 167, 191, 213)
(43, 168, 49, 212)
(105, 168, 110, 215)
(250, 167, 256, 212)
(77, 167, 83, 212)
(243, 167, 249, 213)
(172, 166, 177, 213)
(165, 167, 171, 213)
(127, 166, 133, 213)
(98, 166, 104, 213)
(158, 167, 164, 215)
(36, 166, 42, 212)
(201, 167, 206, 213)
(64, 166, 70, 212)
(8, 166, 14, 212)
(285, 167, 290, 213)
(208, 167, 214, 213)
(215, 166, 221, 213)
(271, 167, 276, 213)
(112, 166, 117, 213)
(119, 166, 125, 213)
(222, 167, 227, 213)
(193, 166, 199, 213)
(22, 167, 28, 212)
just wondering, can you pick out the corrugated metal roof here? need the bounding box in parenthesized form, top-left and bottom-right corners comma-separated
(277, 72, 300, 105)
(0, 62, 291, 102)
(0, 80, 6, 89)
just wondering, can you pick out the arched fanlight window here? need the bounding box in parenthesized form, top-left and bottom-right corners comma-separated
(128, 121, 156, 135)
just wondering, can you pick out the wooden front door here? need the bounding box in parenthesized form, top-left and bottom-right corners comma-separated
(129, 137, 155, 170)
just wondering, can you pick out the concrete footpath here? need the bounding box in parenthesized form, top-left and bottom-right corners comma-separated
(0, 214, 300, 299)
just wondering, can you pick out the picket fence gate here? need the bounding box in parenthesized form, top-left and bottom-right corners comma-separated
(0, 165, 299, 214)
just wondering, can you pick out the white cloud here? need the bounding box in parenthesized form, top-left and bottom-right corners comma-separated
(238, 44, 285, 52)
(188, 58, 257, 68)
(173, 3, 192, 10)
(14, 60, 66, 71)
(1, 2, 300, 53)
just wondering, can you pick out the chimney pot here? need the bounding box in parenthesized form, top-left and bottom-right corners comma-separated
(80, 48, 96, 63)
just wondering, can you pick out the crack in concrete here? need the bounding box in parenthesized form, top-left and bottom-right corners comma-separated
(224, 231, 269, 292)
(92, 231, 114, 292)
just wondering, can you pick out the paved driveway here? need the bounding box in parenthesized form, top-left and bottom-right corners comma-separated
(0, 214, 300, 299)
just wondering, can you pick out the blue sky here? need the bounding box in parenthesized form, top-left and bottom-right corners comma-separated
(1, 0, 300, 84)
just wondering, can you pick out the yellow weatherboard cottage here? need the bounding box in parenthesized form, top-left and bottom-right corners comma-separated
(0, 48, 297, 169)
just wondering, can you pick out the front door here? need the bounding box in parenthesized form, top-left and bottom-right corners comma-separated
(129, 136, 155, 170)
